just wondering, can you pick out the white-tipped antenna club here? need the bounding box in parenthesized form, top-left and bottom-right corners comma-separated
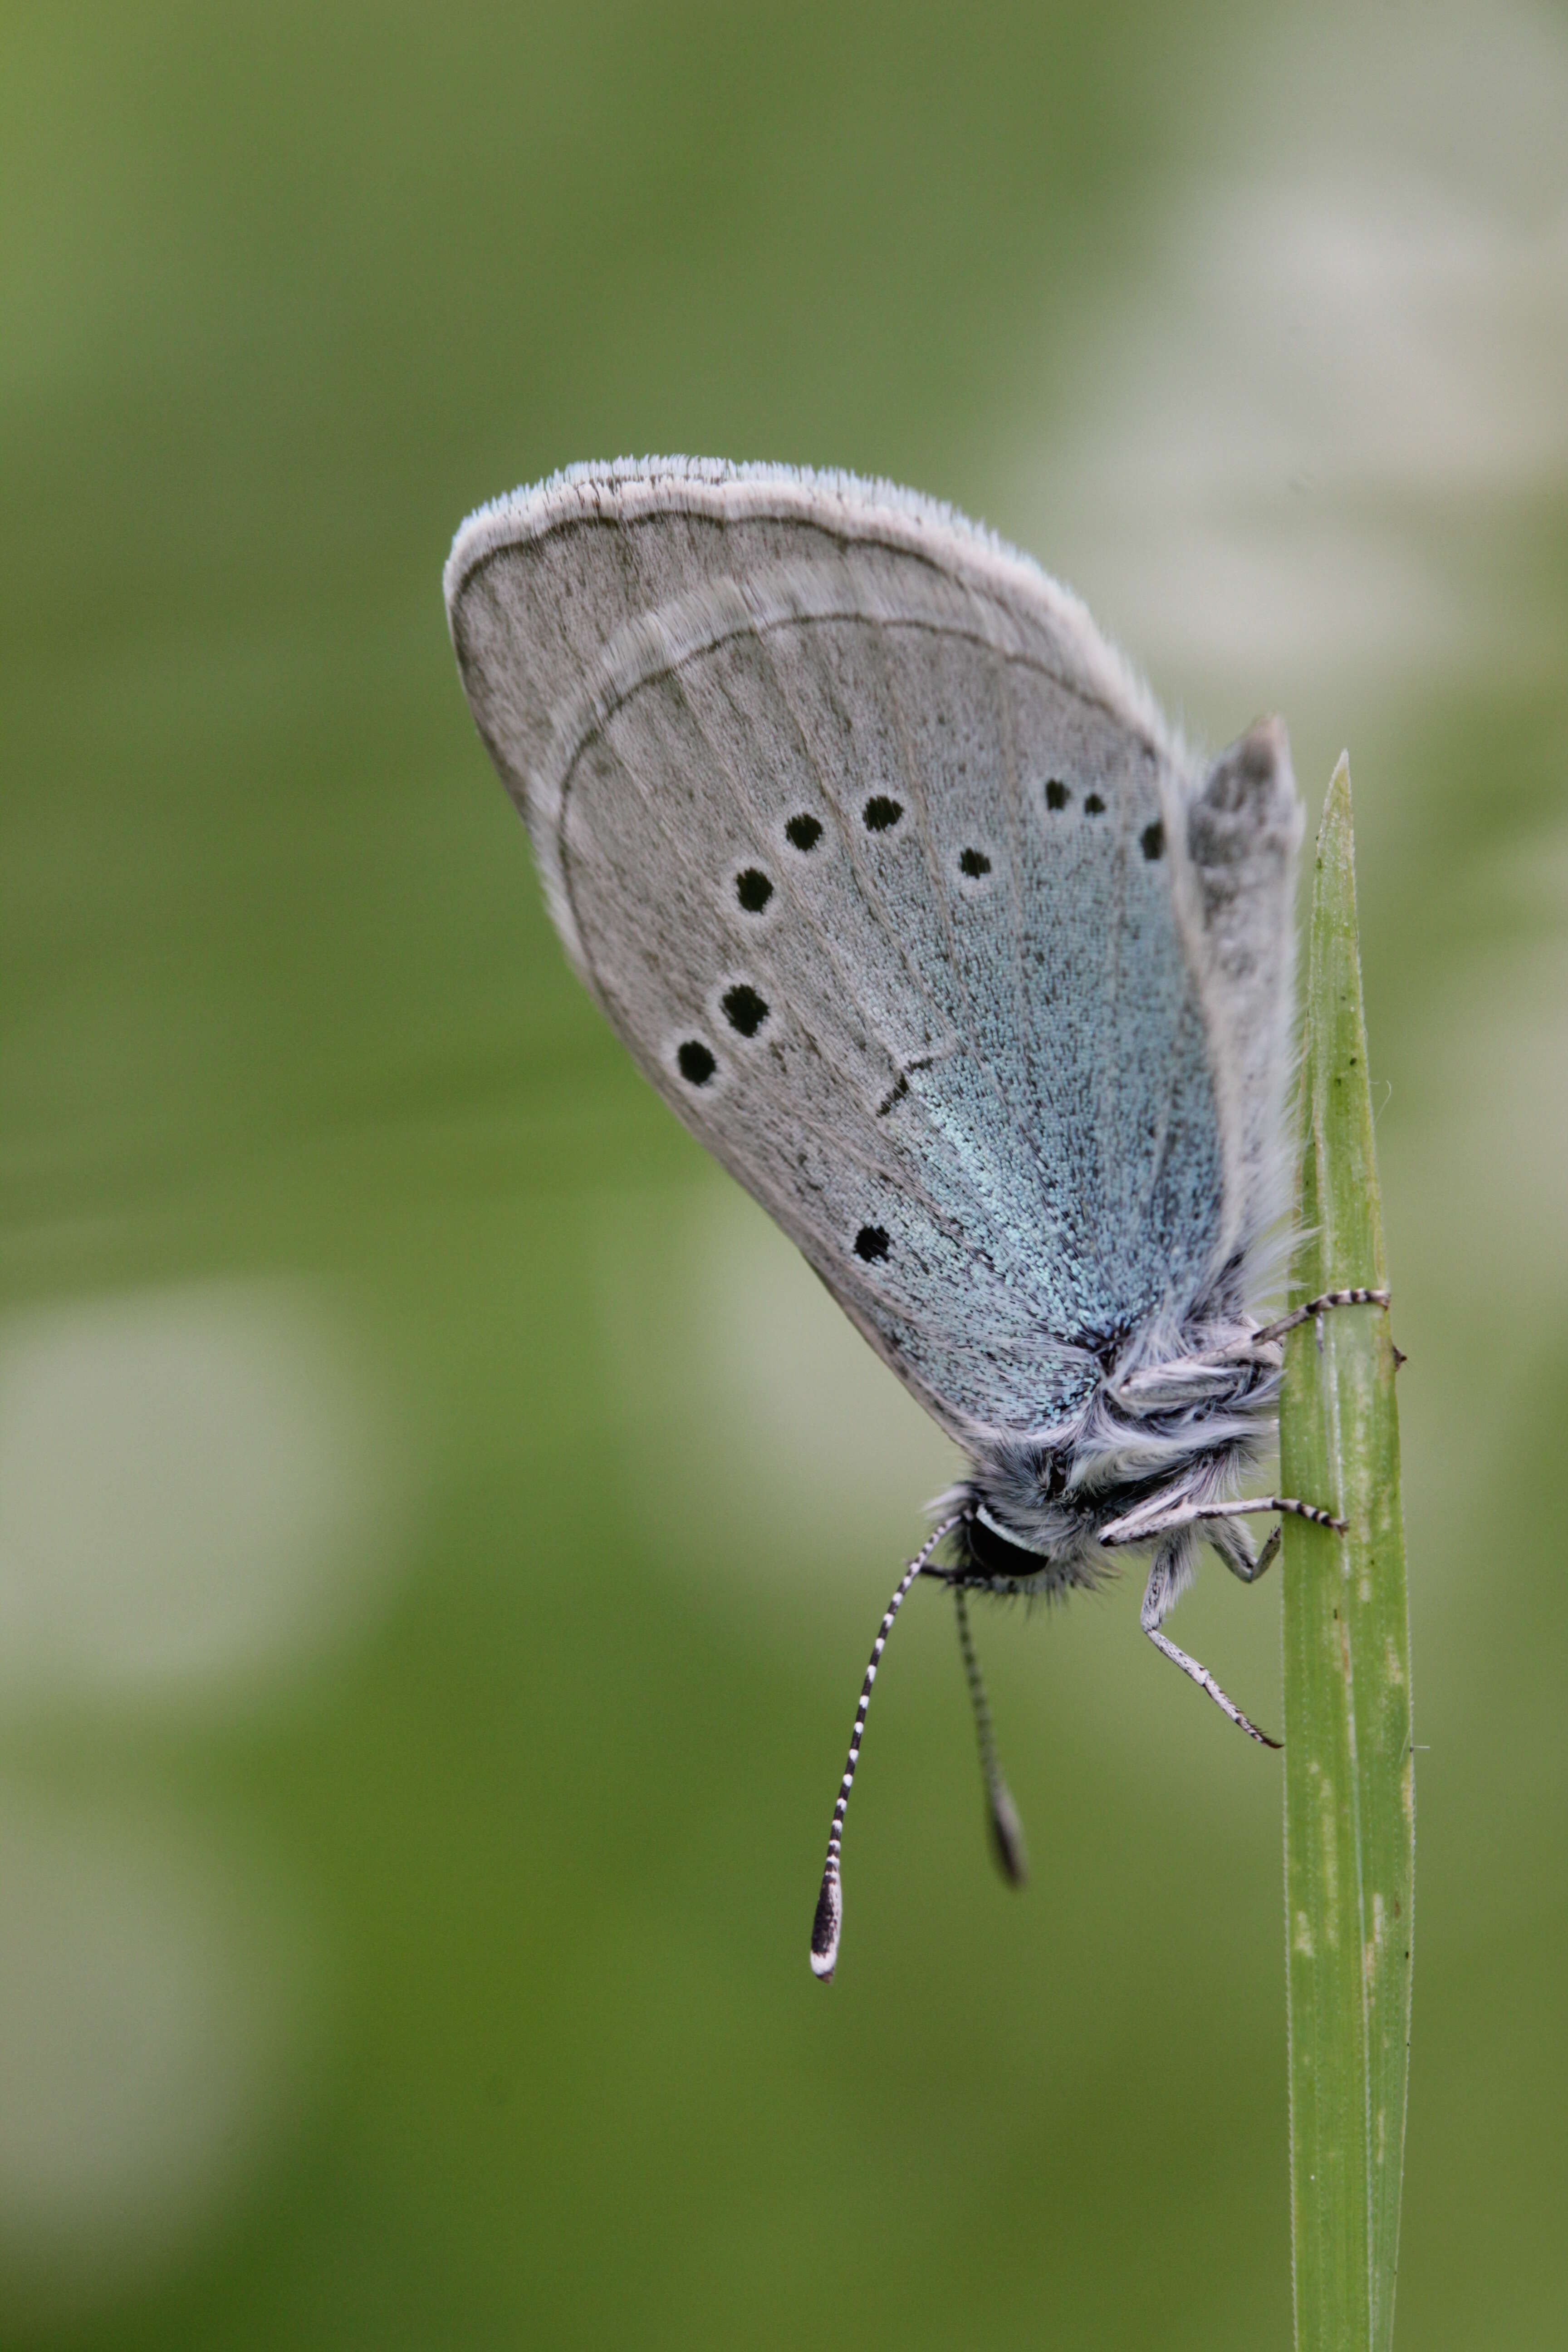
(809, 1515, 961, 1983)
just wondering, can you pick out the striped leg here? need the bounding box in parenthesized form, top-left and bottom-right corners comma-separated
(1250, 1286, 1389, 1347)
(1193, 1286, 1393, 1372)
(953, 1585, 1028, 1888)
(809, 1514, 960, 1984)
(1104, 1493, 1348, 1547)
(1176, 1494, 1345, 1536)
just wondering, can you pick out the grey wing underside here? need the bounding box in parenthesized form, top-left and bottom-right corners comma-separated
(446, 460, 1300, 1452)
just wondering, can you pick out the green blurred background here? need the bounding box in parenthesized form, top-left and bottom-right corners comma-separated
(3, 1, 1565, 2343)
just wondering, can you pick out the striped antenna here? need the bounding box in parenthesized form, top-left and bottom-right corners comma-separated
(809, 1514, 962, 1984)
(952, 1583, 1028, 1887)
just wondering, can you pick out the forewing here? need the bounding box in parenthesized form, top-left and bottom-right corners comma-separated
(446, 461, 1231, 1446)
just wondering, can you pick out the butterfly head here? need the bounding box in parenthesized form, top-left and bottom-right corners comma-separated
(941, 1339, 1282, 1593)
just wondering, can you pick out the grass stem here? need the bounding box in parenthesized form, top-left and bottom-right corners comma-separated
(1280, 755, 1414, 2352)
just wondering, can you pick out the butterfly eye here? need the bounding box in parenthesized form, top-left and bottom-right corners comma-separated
(1045, 779, 1070, 810)
(1141, 821, 1165, 861)
(676, 1040, 716, 1086)
(862, 795, 903, 833)
(736, 867, 774, 912)
(784, 813, 823, 851)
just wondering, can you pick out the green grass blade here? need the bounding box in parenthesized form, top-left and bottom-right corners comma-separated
(1280, 756, 1414, 2352)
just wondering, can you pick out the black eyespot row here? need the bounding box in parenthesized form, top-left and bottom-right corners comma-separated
(736, 867, 774, 912)
(677, 1040, 716, 1086)
(785, 813, 823, 851)
(1045, 779, 1069, 811)
(1141, 821, 1165, 861)
(1084, 793, 1106, 815)
(958, 848, 991, 877)
(853, 1224, 890, 1263)
(862, 796, 903, 832)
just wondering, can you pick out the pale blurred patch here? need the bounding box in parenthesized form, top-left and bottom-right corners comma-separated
(1000, 0, 1568, 701)
(0, 1787, 318, 2326)
(0, 1278, 408, 1705)
(1379, 894, 1568, 1600)
(1395, 916, 1568, 1308)
(592, 1179, 961, 1606)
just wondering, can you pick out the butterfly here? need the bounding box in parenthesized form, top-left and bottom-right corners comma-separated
(444, 458, 1383, 1979)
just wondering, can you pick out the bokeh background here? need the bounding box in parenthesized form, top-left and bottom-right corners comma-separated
(4, 2, 1565, 2343)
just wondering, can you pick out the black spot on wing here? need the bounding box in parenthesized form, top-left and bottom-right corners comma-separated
(853, 1224, 890, 1263)
(1045, 779, 1069, 811)
(862, 795, 903, 832)
(677, 1040, 716, 1085)
(784, 812, 823, 851)
(721, 983, 768, 1037)
(736, 867, 773, 911)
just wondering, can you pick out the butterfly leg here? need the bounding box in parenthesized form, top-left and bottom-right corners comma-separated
(1183, 1495, 1345, 1535)
(1249, 1286, 1390, 1348)
(952, 1585, 1028, 1887)
(1140, 1537, 1281, 1749)
(1161, 1288, 1394, 1380)
(1205, 1514, 1282, 1587)
(1104, 1492, 1346, 1548)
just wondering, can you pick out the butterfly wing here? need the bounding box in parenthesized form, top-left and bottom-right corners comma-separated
(1170, 718, 1303, 1288)
(446, 460, 1295, 1451)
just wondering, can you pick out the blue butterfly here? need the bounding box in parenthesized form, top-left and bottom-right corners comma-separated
(446, 459, 1383, 1979)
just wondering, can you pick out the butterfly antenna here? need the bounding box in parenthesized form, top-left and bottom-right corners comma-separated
(810, 1514, 961, 1984)
(952, 1583, 1028, 1887)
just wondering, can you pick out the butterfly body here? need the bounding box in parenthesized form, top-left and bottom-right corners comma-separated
(946, 1338, 1282, 1598)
